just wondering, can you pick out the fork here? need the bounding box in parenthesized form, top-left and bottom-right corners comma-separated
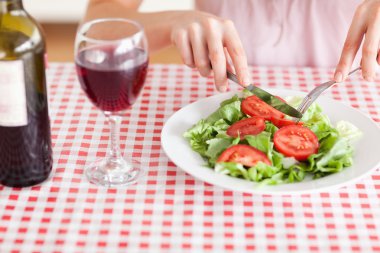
(295, 67, 361, 121)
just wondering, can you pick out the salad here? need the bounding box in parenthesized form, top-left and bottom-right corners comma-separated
(184, 90, 362, 185)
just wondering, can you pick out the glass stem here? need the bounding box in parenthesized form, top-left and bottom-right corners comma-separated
(105, 113, 122, 166)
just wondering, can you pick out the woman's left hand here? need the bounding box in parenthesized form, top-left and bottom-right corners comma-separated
(335, 0, 380, 82)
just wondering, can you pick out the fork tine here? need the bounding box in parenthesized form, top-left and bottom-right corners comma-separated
(297, 96, 311, 113)
(292, 96, 309, 122)
(299, 97, 315, 115)
(296, 81, 333, 116)
(294, 94, 317, 122)
(293, 101, 310, 123)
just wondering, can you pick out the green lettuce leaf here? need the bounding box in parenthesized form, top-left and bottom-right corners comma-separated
(245, 132, 272, 153)
(215, 162, 250, 180)
(206, 95, 243, 124)
(205, 137, 233, 167)
(183, 119, 214, 156)
(184, 95, 243, 156)
(264, 122, 278, 137)
(315, 138, 354, 172)
(336, 120, 363, 143)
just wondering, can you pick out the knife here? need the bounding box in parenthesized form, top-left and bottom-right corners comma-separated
(226, 71, 303, 118)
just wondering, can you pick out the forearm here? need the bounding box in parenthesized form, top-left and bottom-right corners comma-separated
(84, 0, 184, 52)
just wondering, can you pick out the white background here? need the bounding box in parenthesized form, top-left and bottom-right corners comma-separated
(24, 0, 194, 23)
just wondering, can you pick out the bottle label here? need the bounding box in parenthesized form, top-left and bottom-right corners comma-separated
(0, 60, 28, 127)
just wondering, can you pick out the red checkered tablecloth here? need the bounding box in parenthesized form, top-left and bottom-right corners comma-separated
(1, 63, 380, 253)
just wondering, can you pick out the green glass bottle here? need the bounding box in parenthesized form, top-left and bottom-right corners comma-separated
(0, 0, 53, 187)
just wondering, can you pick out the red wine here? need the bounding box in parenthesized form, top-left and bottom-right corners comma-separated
(0, 1, 53, 188)
(75, 46, 149, 112)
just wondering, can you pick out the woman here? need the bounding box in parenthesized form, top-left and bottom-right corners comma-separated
(85, 0, 380, 92)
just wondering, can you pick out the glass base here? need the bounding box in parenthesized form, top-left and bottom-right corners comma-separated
(85, 157, 145, 187)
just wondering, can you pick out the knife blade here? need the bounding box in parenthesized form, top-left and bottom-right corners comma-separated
(226, 71, 303, 118)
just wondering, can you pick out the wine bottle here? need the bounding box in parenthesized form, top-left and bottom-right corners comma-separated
(0, 0, 53, 187)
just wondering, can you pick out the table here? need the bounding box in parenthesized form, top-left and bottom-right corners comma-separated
(1, 63, 380, 253)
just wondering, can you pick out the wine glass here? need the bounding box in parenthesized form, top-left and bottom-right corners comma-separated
(74, 18, 149, 187)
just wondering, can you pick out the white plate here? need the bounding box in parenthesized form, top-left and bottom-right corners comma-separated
(161, 89, 380, 195)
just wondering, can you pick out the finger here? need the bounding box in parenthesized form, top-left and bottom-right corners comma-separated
(223, 20, 251, 86)
(361, 14, 380, 81)
(205, 19, 228, 92)
(188, 23, 212, 77)
(172, 29, 195, 68)
(224, 48, 235, 74)
(334, 8, 366, 82)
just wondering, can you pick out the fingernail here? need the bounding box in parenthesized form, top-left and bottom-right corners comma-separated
(334, 71, 343, 82)
(242, 76, 251, 87)
(365, 75, 374, 82)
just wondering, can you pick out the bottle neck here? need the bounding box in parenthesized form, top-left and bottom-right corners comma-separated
(0, 0, 23, 12)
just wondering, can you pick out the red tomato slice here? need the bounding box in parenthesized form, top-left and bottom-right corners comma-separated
(241, 95, 284, 120)
(273, 125, 319, 161)
(227, 117, 266, 139)
(270, 116, 304, 128)
(217, 144, 271, 167)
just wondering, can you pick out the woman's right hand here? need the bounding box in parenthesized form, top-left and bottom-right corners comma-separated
(170, 11, 250, 92)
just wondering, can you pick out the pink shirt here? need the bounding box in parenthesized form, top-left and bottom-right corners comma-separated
(196, 0, 360, 68)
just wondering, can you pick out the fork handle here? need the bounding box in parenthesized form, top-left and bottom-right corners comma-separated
(347, 67, 361, 77)
(296, 66, 362, 119)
